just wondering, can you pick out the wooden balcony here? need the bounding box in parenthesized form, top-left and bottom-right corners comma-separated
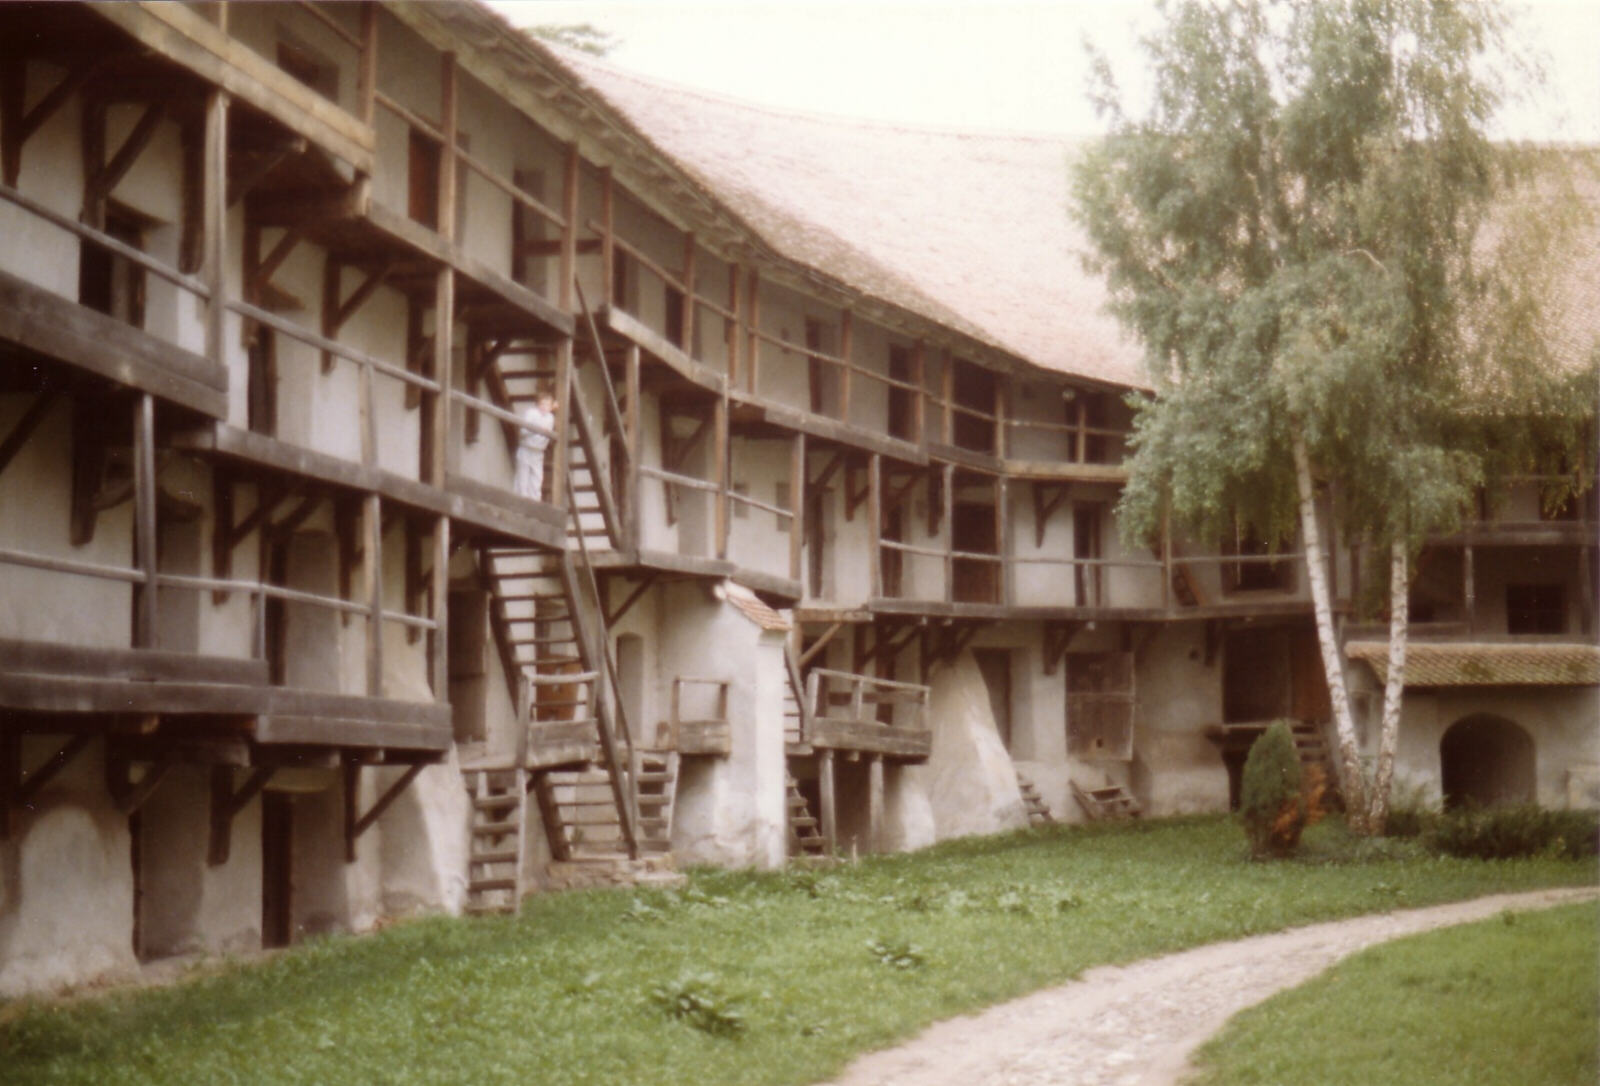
(804, 668, 931, 762)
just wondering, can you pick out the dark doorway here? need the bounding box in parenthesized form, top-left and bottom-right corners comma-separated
(806, 487, 827, 597)
(952, 499, 997, 603)
(261, 792, 294, 949)
(1441, 715, 1535, 809)
(806, 319, 834, 416)
(129, 809, 144, 959)
(951, 360, 996, 453)
(973, 648, 1012, 750)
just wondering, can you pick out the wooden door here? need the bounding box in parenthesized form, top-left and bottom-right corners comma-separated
(261, 792, 293, 949)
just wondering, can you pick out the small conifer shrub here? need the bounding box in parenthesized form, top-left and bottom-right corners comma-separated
(1240, 721, 1314, 858)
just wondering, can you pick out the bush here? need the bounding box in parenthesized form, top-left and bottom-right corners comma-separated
(1240, 721, 1322, 858)
(1429, 805, 1600, 861)
(1382, 806, 1433, 840)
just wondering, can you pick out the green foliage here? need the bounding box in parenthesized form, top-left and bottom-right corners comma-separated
(650, 972, 747, 1037)
(1429, 804, 1599, 861)
(1189, 901, 1599, 1086)
(1073, 0, 1596, 563)
(1239, 721, 1310, 857)
(1, 817, 1591, 1086)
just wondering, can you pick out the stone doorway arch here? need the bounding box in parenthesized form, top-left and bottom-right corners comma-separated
(1440, 714, 1535, 809)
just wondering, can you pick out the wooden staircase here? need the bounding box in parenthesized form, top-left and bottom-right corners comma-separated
(1071, 778, 1142, 821)
(1015, 769, 1055, 826)
(464, 764, 529, 913)
(786, 772, 828, 858)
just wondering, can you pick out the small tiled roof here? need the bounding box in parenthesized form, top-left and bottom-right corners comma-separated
(718, 580, 791, 632)
(1346, 641, 1600, 687)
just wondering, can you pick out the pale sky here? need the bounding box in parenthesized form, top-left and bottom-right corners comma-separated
(490, 1, 1599, 141)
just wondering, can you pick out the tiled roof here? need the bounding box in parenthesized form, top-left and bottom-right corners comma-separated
(1346, 641, 1600, 687)
(555, 54, 1147, 390)
(718, 580, 791, 632)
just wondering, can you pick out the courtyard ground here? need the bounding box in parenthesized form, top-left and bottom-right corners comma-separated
(0, 816, 1593, 1085)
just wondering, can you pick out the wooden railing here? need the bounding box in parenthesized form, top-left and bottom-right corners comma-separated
(804, 668, 931, 758)
(668, 675, 731, 755)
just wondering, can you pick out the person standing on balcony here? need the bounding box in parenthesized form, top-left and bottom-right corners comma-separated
(515, 390, 558, 502)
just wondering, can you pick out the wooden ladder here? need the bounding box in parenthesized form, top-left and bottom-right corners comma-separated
(1015, 769, 1056, 826)
(476, 543, 640, 865)
(464, 766, 528, 913)
(1071, 778, 1142, 821)
(786, 772, 828, 858)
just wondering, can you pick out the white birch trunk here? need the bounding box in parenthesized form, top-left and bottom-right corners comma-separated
(1368, 537, 1410, 832)
(1291, 434, 1368, 827)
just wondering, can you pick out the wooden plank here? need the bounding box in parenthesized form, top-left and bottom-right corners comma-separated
(0, 673, 270, 715)
(745, 268, 760, 394)
(838, 310, 853, 425)
(625, 344, 642, 549)
(0, 640, 268, 686)
(430, 515, 449, 699)
(676, 720, 731, 756)
(89, 2, 375, 172)
(438, 52, 458, 245)
(603, 305, 725, 393)
(429, 267, 454, 486)
(810, 717, 931, 760)
(727, 390, 928, 465)
(0, 269, 226, 417)
(559, 141, 578, 310)
(714, 391, 729, 558)
(789, 432, 805, 583)
(868, 453, 882, 598)
(254, 714, 451, 751)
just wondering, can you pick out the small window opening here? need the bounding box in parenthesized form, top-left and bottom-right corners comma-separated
(1506, 584, 1564, 634)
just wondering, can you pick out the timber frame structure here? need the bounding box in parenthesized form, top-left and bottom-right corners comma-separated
(0, 1, 1595, 994)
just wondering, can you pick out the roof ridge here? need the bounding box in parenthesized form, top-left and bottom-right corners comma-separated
(551, 45, 1089, 145)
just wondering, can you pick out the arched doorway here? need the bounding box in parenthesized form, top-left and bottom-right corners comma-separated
(1440, 714, 1535, 809)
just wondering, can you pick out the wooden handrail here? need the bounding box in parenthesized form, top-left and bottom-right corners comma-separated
(229, 300, 439, 393)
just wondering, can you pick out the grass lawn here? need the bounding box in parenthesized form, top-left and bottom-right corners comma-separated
(1, 816, 1593, 1086)
(1188, 899, 1599, 1086)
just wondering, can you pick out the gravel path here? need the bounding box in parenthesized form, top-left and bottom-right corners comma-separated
(818, 886, 1599, 1086)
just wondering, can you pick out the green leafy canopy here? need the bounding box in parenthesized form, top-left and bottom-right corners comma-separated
(1073, 0, 1597, 566)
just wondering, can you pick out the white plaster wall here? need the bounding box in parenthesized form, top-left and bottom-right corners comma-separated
(1348, 666, 1600, 810)
(845, 319, 892, 431)
(0, 397, 135, 648)
(883, 764, 938, 851)
(1471, 545, 1585, 635)
(725, 437, 794, 581)
(139, 765, 260, 960)
(0, 63, 82, 295)
(376, 751, 471, 917)
(1011, 484, 1076, 607)
(0, 738, 136, 998)
(1129, 621, 1230, 816)
(923, 650, 1027, 838)
(749, 279, 815, 409)
(657, 582, 786, 867)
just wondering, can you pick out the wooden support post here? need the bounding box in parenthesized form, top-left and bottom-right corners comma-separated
(359, 355, 377, 468)
(838, 310, 853, 424)
(0, 730, 17, 840)
(819, 748, 837, 854)
(438, 52, 458, 244)
(625, 344, 641, 548)
(868, 453, 882, 599)
(358, 1, 378, 127)
(203, 90, 228, 367)
(600, 167, 615, 304)
(345, 760, 428, 863)
(942, 464, 954, 603)
(0, 61, 23, 189)
(680, 232, 696, 353)
(133, 394, 158, 649)
(714, 391, 730, 559)
(745, 268, 760, 394)
(995, 474, 1010, 606)
(789, 432, 805, 583)
(727, 262, 742, 386)
(429, 267, 454, 486)
(941, 351, 954, 444)
(550, 340, 572, 508)
(912, 341, 927, 446)
(363, 493, 383, 698)
(994, 373, 1007, 458)
(1463, 543, 1475, 632)
(431, 515, 449, 698)
(868, 754, 885, 854)
(1074, 395, 1088, 464)
(559, 141, 579, 311)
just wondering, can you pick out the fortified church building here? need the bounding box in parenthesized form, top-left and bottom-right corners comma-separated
(0, 1, 1594, 997)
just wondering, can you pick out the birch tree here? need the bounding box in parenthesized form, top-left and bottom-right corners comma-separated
(1073, 0, 1595, 832)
